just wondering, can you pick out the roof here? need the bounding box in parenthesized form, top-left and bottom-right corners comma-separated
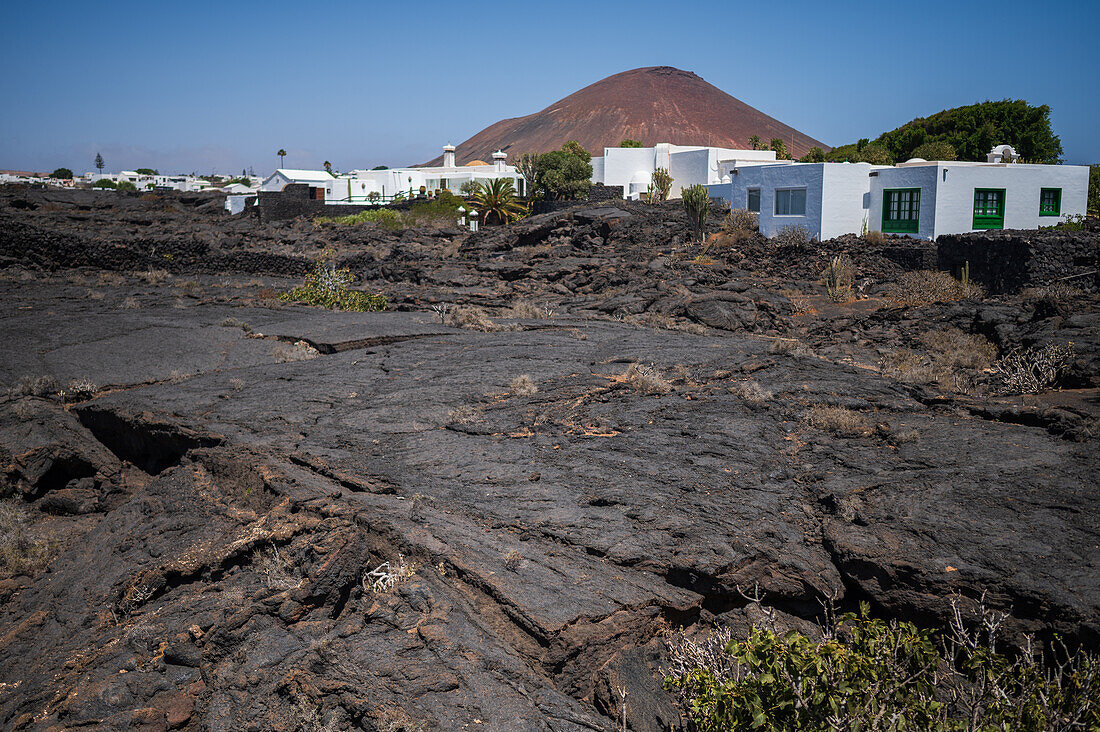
(273, 169, 335, 182)
(466, 160, 489, 167)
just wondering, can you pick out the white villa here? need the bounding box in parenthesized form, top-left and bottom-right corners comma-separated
(591, 143, 778, 199)
(261, 169, 336, 193)
(708, 146, 1090, 240)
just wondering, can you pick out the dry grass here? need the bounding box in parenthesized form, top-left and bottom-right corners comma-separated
(624, 363, 672, 394)
(507, 300, 554, 319)
(177, 280, 204, 299)
(887, 271, 984, 306)
(0, 500, 58, 579)
(253, 545, 301, 591)
(86, 289, 105, 300)
(804, 405, 873, 437)
(12, 374, 59, 398)
(781, 289, 814, 316)
(446, 305, 499, 332)
(918, 327, 997, 371)
(363, 555, 418, 594)
(447, 404, 482, 425)
(509, 375, 538, 397)
(140, 269, 171, 284)
(863, 230, 889, 245)
(273, 340, 319, 363)
(64, 377, 98, 400)
(97, 271, 126, 286)
(12, 399, 36, 421)
(880, 349, 935, 383)
(730, 380, 773, 409)
(229, 377, 245, 392)
(121, 296, 141, 309)
(1020, 282, 1084, 304)
(822, 254, 855, 303)
(221, 317, 252, 332)
(769, 338, 812, 357)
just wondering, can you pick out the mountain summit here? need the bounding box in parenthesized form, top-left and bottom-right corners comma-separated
(422, 66, 828, 165)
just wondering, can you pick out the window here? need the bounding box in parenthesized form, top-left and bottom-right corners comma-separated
(1039, 188, 1061, 216)
(775, 188, 806, 216)
(882, 188, 920, 233)
(747, 188, 760, 213)
(973, 189, 1006, 230)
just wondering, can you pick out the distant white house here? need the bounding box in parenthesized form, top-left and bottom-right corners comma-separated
(261, 169, 336, 192)
(708, 147, 1089, 240)
(591, 143, 778, 199)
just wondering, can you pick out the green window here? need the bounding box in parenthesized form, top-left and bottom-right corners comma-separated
(1039, 188, 1061, 216)
(973, 189, 1006, 230)
(882, 188, 920, 233)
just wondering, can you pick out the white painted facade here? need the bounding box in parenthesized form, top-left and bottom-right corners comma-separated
(321, 146, 522, 204)
(591, 143, 778, 199)
(261, 169, 335, 192)
(869, 161, 1089, 239)
(709, 151, 1089, 241)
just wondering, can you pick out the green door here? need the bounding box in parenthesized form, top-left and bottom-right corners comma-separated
(973, 189, 1006, 230)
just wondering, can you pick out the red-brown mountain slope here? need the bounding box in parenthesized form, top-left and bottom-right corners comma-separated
(422, 66, 828, 165)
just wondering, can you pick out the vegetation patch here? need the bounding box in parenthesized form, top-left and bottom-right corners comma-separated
(281, 250, 387, 312)
(623, 363, 672, 394)
(887, 270, 984, 306)
(805, 405, 873, 437)
(0, 500, 58, 579)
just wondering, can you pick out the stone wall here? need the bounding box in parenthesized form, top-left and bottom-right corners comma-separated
(531, 184, 624, 215)
(256, 185, 379, 222)
(937, 228, 1099, 294)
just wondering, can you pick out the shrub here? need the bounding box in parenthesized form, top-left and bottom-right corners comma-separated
(315, 208, 402, 229)
(681, 184, 711, 245)
(447, 404, 482, 425)
(805, 405, 872, 437)
(887, 270, 984, 306)
(665, 595, 1100, 732)
(863, 229, 888, 245)
(116, 181, 138, 192)
(1020, 282, 1083, 304)
(919, 327, 997, 372)
(281, 250, 387, 312)
(92, 179, 117, 189)
(459, 180, 480, 196)
(362, 555, 417, 594)
(992, 342, 1074, 394)
(857, 142, 893, 165)
(273, 340, 319, 363)
(506, 299, 553, 319)
(729, 380, 772, 410)
(509, 375, 538, 397)
(772, 224, 812, 247)
(503, 550, 523, 571)
(822, 254, 854, 303)
(13, 374, 60, 398)
(0, 500, 58, 578)
(446, 305, 498, 332)
(534, 144, 592, 200)
(619, 139, 643, 148)
(623, 364, 672, 394)
(722, 208, 758, 234)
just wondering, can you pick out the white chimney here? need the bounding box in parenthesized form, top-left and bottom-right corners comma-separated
(492, 150, 507, 173)
(443, 144, 456, 168)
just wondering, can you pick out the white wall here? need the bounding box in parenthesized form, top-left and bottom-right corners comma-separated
(668, 148, 710, 198)
(723, 163, 824, 238)
(871, 163, 1089, 239)
(820, 163, 873, 240)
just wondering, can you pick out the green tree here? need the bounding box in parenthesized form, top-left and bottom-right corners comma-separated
(135, 168, 158, 175)
(323, 160, 332, 174)
(560, 140, 591, 163)
(857, 142, 893, 165)
(619, 139, 643, 148)
(371, 165, 388, 170)
(277, 149, 287, 167)
(769, 138, 790, 160)
(470, 178, 527, 224)
(798, 146, 825, 163)
(92, 179, 116, 189)
(50, 168, 73, 179)
(911, 141, 957, 160)
(534, 143, 592, 200)
(459, 180, 480, 196)
(94, 153, 104, 173)
(116, 181, 138, 192)
(748, 135, 761, 150)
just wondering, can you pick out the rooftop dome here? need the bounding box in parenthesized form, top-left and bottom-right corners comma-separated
(466, 160, 489, 167)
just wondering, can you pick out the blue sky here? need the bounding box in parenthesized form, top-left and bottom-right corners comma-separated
(2, 0, 1097, 175)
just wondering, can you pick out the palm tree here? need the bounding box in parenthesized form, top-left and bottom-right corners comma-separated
(748, 135, 761, 151)
(470, 179, 526, 225)
(323, 160, 332, 174)
(277, 149, 287, 168)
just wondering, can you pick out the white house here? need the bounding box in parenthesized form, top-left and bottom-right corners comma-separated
(591, 143, 778, 200)
(708, 161, 879, 240)
(709, 147, 1089, 241)
(868, 158, 1089, 240)
(321, 145, 522, 204)
(261, 169, 336, 192)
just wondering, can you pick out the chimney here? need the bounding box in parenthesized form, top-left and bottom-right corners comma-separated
(443, 144, 456, 168)
(492, 150, 507, 173)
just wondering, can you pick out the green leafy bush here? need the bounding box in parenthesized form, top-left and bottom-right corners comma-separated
(92, 179, 117, 189)
(281, 250, 386, 312)
(620, 139, 643, 148)
(533, 143, 592, 200)
(315, 208, 402, 229)
(666, 596, 1100, 731)
(116, 181, 138, 192)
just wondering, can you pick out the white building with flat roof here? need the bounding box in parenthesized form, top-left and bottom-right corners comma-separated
(708, 147, 1089, 240)
(591, 143, 778, 199)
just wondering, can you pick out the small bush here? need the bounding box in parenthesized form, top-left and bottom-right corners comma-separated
(446, 305, 498, 332)
(730, 380, 772, 410)
(919, 327, 997, 372)
(14, 374, 59, 398)
(254, 545, 301, 591)
(220, 317, 252, 332)
(121, 296, 140, 309)
(447, 404, 482, 425)
(880, 349, 935, 383)
(992, 343, 1074, 394)
(665, 595, 1100, 732)
(1020, 282, 1083, 304)
(281, 251, 387, 312)
(769, 339, 811, 357)
(64, 377, 97, 401)
(509, 375, 538, 397)
(0, 500, 58, 578)
(887, 270, 984, 306)
(805, 405, 872, 437)
(140, 268, 171, 284)
(722, 208, 759, 234)
(822, 254, 854, 303)
(772, 224, 812, 247)
(506, 299, 554, 319)
(863, 229, 888, 245)
(274, 340, 319, 363)
(362, 555, 417, 594)
(315, 208, 403, 229)
(623, 364, 672, 394)
(503, 550, 522, 571)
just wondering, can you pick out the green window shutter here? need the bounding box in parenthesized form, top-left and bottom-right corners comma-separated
(882, 188, 920, 233)
(1039, 188, 1061, 216)
(973, 189, 1006, 229)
